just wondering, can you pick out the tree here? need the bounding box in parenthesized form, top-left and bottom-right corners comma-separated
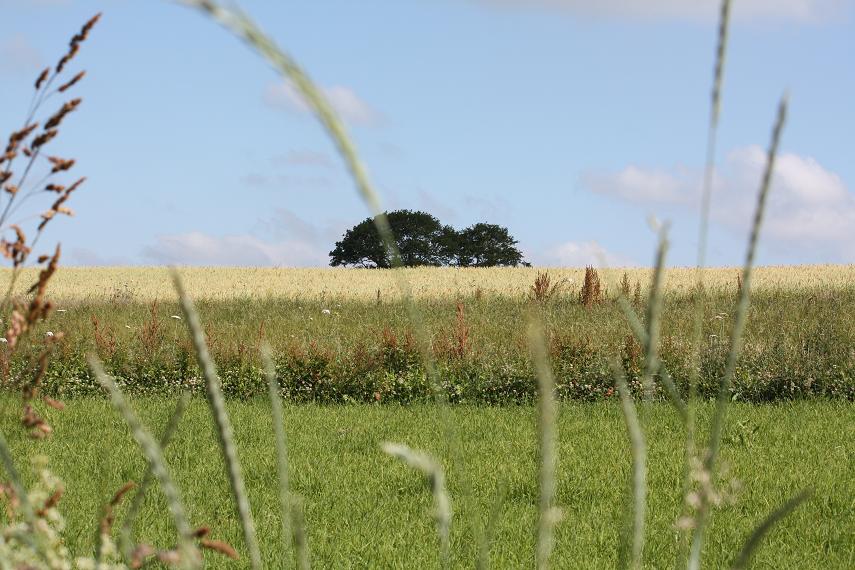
(329, 210, 455, 268)
(454, 223, 527, 267)
(329, 210, 527, 268)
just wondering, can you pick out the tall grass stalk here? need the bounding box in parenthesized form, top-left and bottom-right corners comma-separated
(684, 2, 732, 559)
(609, 360, 646, 570)
(180, 0, 484, 554)
(382, 442, 452, 568)
(171, 270, 262, 569)
(119, 392, 190, 561)
(641, 225, 669, 401)
(526, 313, 560, 569)
(688, 93, 789, 570)
(87, 356, 199, 568)
(262, 343, 303, 568)
(289, 497, 311, 570)
(476, 481, 507, 570)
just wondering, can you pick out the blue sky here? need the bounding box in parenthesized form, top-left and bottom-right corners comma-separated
(1, 0, 853, 267)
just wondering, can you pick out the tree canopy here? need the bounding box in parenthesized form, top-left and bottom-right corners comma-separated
(329, 210, 527, 268)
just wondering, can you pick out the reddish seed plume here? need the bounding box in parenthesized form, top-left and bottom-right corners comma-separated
(58, 71, 85, 93)
(32, 129, 58, 149)
(111, 481, 137, 506)
(200, 539, 240, 560)
(50, 159, 75, 174)
(66, 177, 86, 193)
(9, 123, 39, 145)
(35, 68, 50, 90)
(44, 396, 65, 410)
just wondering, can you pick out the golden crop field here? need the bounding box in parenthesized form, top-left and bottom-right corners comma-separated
(1, 264, 852, 303)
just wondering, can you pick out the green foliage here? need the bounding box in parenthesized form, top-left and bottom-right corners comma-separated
(329, 210, 454, 268)
(329, 210, 527, 268)
(454, 223, 528, 268)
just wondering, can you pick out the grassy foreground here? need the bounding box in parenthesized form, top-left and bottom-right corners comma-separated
(2, 399, 852, 568)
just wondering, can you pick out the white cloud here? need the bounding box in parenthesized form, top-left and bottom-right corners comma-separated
(584, 165, 693, 205)
(264, 82, 381, 126)
(582, 146, 855, 258)
(478, 0, 847, 22)
(141, 231, 329, 267)
(537, 240, 634, 267)
(0, 35, 42, 75)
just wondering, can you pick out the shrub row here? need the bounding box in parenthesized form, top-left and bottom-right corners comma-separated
(7, 337, 852, 404)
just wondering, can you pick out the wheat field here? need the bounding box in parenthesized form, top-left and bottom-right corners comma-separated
(2, 264, 853, 303)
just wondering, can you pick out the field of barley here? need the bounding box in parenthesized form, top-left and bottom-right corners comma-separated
(3, 265, 854, 302)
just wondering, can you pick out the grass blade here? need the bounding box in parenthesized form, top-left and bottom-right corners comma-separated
(614, 295, 687, 422)
(731, 490, 812, 570)
(476, 481, 507, 570)
(526, 313, 561, 570)
(179, 0, 484, 555)
(641, 224, 669, 401)
(684, 2, 732, 559)
(690, 93, 788, 570)
(262, 343, 300, 568)
(171, 269, 262, 569)
(88, 356, 199, 568)
(290, 496, 312, 570)
(382, 442, 452, 568)
(609, 360, 646, 570)
(120, 392, 190, 562)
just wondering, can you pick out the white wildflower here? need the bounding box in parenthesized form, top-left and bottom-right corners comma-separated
(45, 331, 54, 337)
(322, 308, 331, 315)
(170, 315, 182, 320)
(0, 338, 7, 344)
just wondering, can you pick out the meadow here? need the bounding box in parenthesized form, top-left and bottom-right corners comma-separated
(2, 1, 854, 568)
(2, 266, 851, 404)
(1, 399, 852, 568)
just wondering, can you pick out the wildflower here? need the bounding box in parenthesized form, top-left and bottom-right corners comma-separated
(170, 315, 182, 320)
(45, 331, 54, 337)
(0, 337, 6, 343)
(321, 308, 331, 315)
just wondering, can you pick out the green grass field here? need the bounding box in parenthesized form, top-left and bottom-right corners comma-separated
(2, 399, 852, 568)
